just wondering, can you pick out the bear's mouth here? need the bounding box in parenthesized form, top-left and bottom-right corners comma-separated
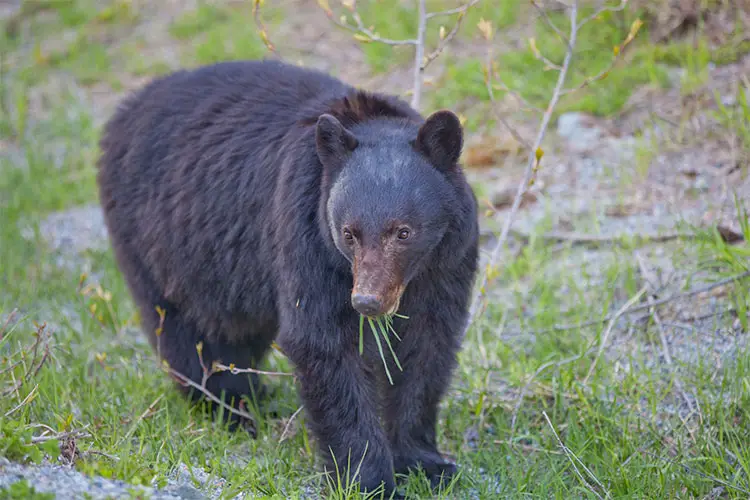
(351, 280, 405, 318)
(350, 288, 404, 318)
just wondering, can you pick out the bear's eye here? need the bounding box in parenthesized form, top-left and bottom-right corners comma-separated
(397, 228, 410, 240)
(343, 229, 354, 243)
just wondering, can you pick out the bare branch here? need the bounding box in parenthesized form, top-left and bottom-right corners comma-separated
(507, 228, 696, 246)
(467, 1, 580, 330)
(578, 0, 629, 29)
(423, 9, 473, 72)
(425, 0, 481, 20)
(319, 4, 416, 46)
(319, 0, 481, 110)
(528, 37, 563, 71)
(167, 366, 257, 426)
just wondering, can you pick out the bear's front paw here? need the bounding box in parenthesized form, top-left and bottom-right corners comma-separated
(324, 452, 399, 499)
(394, 451, 458, 489)
(357, 466, 398, 498)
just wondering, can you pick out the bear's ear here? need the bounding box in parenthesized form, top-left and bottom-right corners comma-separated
(315, 114, 359, 169)
(413, 110, 463, 172)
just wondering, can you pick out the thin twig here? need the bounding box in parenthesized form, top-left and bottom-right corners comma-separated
(583, 285, 648, 384)
(320, 5, 416, 46)
(253, 0, 278, 56)
(4, 384, 39, 417)
(0, 308, 18, 340)
(484, 50, 531, 148)
(507, 228, 695, 246)
(528, 38, 563, 71)
(543, 411, 609, 500)
(31, 428, 91, 444)
(467, 1, 580, 331)
(411, 0, 427, 110)
(279, 405, 305, 443)
(531, 0, 568, 44)
(167, 367, 257, 426)
(422, 0, 482, 72)
(494, 439, 563, 455)
(214, 362, 294, 378)
(578, 0, 629, 29)
(425, 1, 480, 20)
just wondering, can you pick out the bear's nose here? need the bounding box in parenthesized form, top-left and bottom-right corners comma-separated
(351, 293, 384, 317)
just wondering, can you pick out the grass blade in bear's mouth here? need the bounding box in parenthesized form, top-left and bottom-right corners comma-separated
(358, 313, 405, 385)
(376, 316, 402, 372)
(368, 317, 393, 385)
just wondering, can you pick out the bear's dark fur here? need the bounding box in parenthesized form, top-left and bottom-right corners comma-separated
(97, 59, 479, 496)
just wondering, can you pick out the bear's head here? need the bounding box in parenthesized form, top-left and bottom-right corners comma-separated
(316, 109, 463, 318)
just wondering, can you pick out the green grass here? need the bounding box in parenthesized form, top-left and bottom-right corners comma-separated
(2, 0, 141, 87)
(0, 479, 56, 500)
(2, 1, 750, 498)
(169, 2, 230, 40)
(119, 38, 173, 77)
(46, 35, 113, 86)
(714, 76, 750, 155)
(170, 2, 284, 66)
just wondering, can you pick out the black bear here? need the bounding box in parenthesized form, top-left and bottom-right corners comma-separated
(96, 59, 479, 497)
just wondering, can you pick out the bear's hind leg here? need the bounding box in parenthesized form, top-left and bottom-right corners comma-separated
(141, 301, 266, 434)
(112, 245, 267, 434)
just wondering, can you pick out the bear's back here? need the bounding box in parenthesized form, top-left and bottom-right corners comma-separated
(97, 61, 356, 336)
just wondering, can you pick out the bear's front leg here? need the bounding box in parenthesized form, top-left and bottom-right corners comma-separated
(383, 312, 462, 489)
(277, 325, 397, 497)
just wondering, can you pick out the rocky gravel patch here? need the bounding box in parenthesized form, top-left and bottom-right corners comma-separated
(0, 457, 191, 499)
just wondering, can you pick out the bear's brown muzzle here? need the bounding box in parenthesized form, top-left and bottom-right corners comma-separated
(351, 249, 405, 318)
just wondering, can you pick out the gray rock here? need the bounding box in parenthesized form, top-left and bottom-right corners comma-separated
(37, 204, 109, 256)
(18, 204, 109, 276)
(556, 112, 604, 151)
